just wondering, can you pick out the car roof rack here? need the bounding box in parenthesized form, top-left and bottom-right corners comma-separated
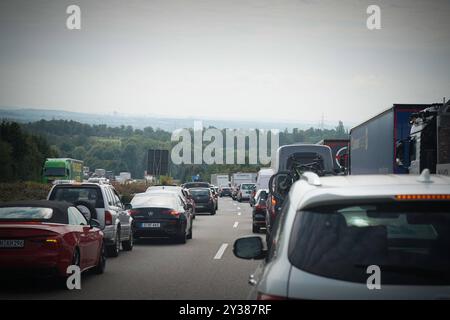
(301, 171, 322, 186)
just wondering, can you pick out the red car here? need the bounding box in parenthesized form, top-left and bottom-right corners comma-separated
(0, 200, 105, 278)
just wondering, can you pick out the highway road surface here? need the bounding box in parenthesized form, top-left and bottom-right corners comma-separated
(0, 197, 261, 300)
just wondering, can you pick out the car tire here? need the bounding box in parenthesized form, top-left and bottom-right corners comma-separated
(106, 229, 120, 257)
(93, 242, 106, 274)
(210, 207, 216, 215)
(122, 231, 133, 251)
(252, 224, 259, 233)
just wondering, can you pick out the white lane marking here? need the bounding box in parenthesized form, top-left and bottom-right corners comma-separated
(214, 243, 229, 260)
(233, 221, 239, 228)
(238, 212, 241, 216)
(237, 207, 241, 210)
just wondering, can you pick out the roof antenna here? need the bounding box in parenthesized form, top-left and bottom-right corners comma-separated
(417, 169, 432, 183)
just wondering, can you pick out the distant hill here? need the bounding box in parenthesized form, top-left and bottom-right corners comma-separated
(0, 106, 346, 131)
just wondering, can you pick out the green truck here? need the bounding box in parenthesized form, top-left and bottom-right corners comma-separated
(42, 158, 84, 183)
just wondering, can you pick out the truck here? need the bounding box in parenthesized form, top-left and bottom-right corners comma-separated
(255, 168, 274, 191)
(398, 101, 450, 175)
(94, 168, 106, 177)
(42, 158, 83, 183)
(231, 172, 257, 187)
(349, 104, 434, 175)
(210, 174, 230, 187)
(316, 139, 350, 173)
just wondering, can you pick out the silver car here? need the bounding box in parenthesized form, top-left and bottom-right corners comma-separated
(48, 182, 133, 257)
(234, 170, 450, 300)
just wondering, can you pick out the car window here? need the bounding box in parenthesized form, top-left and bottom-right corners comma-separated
(104, 188, 114, 206)
(0, 207, 53, 220)
(50, 186, 104, 208)
(68, 207, 87, 226)
(288, 201, 450, 285)
(111, 188, 122, 207)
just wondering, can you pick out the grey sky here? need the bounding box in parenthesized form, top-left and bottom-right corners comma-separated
(0, 0, 449, 125)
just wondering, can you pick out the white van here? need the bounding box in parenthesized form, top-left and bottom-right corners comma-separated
(256, 168, 274, 191)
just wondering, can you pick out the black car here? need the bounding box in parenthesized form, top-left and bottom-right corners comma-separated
(190, 188, 216, 215)
(252, 190, 268, 233)
(219, 187, 232, 197)
(129, 193, 192, 244)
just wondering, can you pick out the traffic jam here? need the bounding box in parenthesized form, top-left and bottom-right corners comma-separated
(1, 100, 450, 302)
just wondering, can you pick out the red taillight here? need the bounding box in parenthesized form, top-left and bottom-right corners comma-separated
(105, 210, 113, 225)
(128, 210, 139, 216)
(255, 204, 266, 210)
(257, 292, 286, 300)
(162, 209, 180, 217)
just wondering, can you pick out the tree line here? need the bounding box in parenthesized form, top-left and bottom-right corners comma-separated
(0, 119, 348, 183)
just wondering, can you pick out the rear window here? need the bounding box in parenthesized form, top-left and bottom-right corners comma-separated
(131, 195, 177, 208)
(241, 184, 255, 190)
(0, 207, 53, 220)
(191, 189, 210, 196)
(258, 191, 268, 200)
(288, 201, 450, 285)
(44, 167, 66, 176)
(184, 182, 210, 189)
(49, 186, 104, 208)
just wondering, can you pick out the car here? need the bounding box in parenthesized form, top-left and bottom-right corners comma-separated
(183, 182, 210, 189)
(190, 187, 216, 215)
(219, 187, 232, 197)
(210, 186, 219, 210)
(234, 170, 450, 300)
(0, 200, 105, 280)
(237, 183, 256, 202)
(252, 189, 268, 233)
(146, 185, 196, 219)
(47, 182, 133, 257)
(129, 192, 193, 243)
(231, 185, 240, 200)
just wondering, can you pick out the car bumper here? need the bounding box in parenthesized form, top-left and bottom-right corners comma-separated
(132, 220, 184, 238)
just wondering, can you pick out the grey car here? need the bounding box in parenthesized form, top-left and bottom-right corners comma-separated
(234, 171, 450, 300)
(48, 182, 133, 257)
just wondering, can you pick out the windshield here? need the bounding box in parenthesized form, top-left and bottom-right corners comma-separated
(289, 202, 450, 285)
(44, 167, 66, 176)
(241, 184, 255, 190)
(0, 207, 53, 220)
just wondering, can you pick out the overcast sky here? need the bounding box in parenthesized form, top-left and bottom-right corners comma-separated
(0, 0, 449, 125)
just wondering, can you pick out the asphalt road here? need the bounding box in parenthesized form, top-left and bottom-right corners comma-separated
(0, 197, 261, 299)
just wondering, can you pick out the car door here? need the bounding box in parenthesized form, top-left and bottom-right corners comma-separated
(111, 188, 131, 239)
(68, 207, 91, 269)
(71, 206, 99, 267)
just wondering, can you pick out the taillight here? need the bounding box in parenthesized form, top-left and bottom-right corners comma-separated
(105, 210, 113, 225)
(271, 198, 276, 206)
(128, 209, 139, 216)
(257, 292, 286, 300)
(162, 209, 181, 218)
(255, 204, 266, 210)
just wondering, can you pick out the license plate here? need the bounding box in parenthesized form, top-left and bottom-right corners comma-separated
(0, 239, 24, 248)
(141, 223, 160, 228)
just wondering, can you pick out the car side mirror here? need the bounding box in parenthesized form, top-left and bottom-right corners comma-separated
(233, 236, 266, 260)
(124, 203, 132, 210)
(90, 218, 101, 229)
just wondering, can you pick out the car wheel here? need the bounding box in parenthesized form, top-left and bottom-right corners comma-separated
(252, 224, 259, 233)
(106, 229, 120, 257)
(210, 207, 216, 215)
(122, 230, 133, 251)
(93, 242, 106, 274)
